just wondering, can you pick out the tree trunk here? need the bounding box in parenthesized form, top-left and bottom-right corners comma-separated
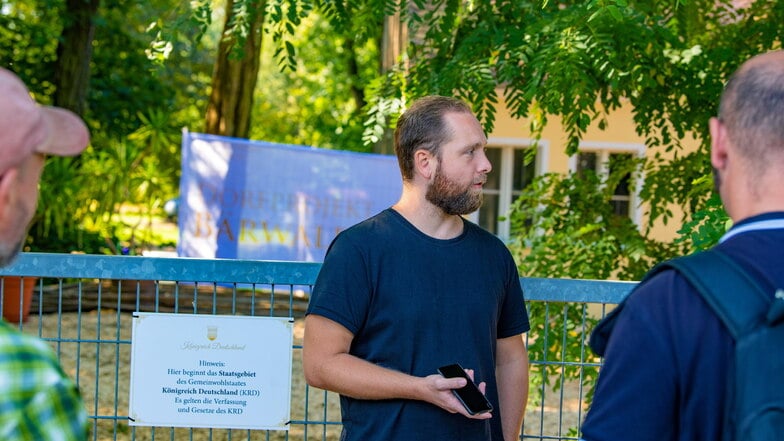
(204, 0, 265, 138)
(382, 12, 407, 74)
(374, 12, 408, 155)
(343, 37, 366, 115)
(53, 0, 100, 116)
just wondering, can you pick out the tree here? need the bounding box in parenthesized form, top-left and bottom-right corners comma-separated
(208, 0, 782, 276)
(204, 0, 265, 138)
(2, 0, 213, 253)
(249, 11, 379, 150)
(280, 0, 782, 262)
(373, 11, 407, 155)
(53, 0, 100, 116)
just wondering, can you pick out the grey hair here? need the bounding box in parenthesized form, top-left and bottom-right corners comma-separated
(718, 52, 784, 170)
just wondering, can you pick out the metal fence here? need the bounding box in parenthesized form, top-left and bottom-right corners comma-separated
(0, 253, 635, 441)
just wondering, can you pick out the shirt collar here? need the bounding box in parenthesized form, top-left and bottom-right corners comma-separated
(719, 211, 784, 244)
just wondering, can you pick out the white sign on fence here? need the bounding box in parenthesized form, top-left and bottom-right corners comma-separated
(128, 313, 293, 430)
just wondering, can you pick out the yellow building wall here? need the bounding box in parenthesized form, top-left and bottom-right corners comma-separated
(487, 97, 699, 243)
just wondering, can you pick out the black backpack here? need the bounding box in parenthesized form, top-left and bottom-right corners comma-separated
(590, 249, 784, 441)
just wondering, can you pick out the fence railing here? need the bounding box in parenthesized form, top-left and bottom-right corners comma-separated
(0, 253, 635, 441)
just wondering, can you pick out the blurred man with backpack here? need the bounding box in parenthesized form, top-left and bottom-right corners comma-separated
(581, 50, 784, 441)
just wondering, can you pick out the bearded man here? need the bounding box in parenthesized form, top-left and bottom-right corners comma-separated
(303, 96, 530, 441)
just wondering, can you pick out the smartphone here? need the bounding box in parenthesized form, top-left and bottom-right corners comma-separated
(437, 363, 493, 415)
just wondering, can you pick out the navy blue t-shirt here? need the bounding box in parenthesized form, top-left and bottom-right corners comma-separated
(581, 212, 784, 441)
(307, 208, 530, 441)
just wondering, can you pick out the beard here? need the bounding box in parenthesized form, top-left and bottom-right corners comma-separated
(425, 165, 484, 215)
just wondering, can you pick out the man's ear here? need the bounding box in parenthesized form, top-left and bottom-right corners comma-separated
(709, 117, 728, 170)
(0, 168, 17, 227)
(414, 149, 435, 180)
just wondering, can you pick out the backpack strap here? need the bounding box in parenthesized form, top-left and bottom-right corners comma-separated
(655, 249, 771, 340)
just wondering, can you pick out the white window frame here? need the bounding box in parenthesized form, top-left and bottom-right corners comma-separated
(567, 141, 646, 227)
(467, 137, 549, 241)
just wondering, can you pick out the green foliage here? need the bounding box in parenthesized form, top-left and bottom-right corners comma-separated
(255, 0, 781, 303)
(507, 161, 682, 415)
(267, 0, 313, 70)
(509, 173, 673, 282)
(250, 11, 380, 150)
(361, 68, 407, 146)
(187, 0, 781, 249)
(3, 0, 211, 253)
(29, 157, 90, 250)
(0, 1, 62, 94)
(675, 176, 731, 252)
(293, 0, 781, 249)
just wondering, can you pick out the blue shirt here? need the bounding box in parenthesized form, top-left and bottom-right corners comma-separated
(581, 212, 784, 441)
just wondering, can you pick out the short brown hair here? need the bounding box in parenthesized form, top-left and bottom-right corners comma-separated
(393, 96, 473, 181)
